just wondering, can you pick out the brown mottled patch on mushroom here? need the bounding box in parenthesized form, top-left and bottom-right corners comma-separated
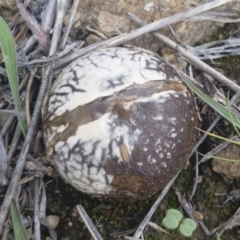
(110, 174, 143, 194)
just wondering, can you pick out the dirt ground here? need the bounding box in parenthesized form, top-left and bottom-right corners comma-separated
(0, 1, 240, 240)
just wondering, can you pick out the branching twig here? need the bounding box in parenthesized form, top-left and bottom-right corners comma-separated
(33, 178, 41, 240)
(0, 0, 67, 234)
(127, 12, 240, 93)
(55, 0, 234, 69)
(76, 205, 103, 240)
(59, 0, 79, 49)
(0, 135, 8, 186)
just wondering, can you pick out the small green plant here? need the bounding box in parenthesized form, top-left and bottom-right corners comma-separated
(0, 16, 27, 135)
(181, 74, 240, 131)
(162, 209, 197, 237)
(10, 200, 28, 240)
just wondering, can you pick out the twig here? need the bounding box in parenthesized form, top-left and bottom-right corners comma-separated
(0, 0, 67, 234)
(42, 0, 57, 32)
(7, 124, 21, 162)
(125, 237, 143, 240)
(0, 66, 7, 77)
(175, 189, 211, 236)
(55, 0, 234, 69)
(0, 115, 15, 136)
(127, 12, 240, 93)
(0, 135, 8, 186)
(39, 178, 47, 220)
(33, 178, 41, 240)
(16, 0, 50, 52)
(41, 0, 70, 114)
(132, 171, 180, 239)
(76, 205, 103, 240)
(147, 221, 170, 235)
(189, 152, 199, 201)
(191, 39, 240, 60)
(59, 0, 79, 49)
(51, 0, 70, 52)
(198, 135, 240, 164)
(213, 207, 240, 236)
(25, 69, 37, 127)
(22, 0, 57, 54)
(20, 41, 84, 68)
(191, 93, 240, 162)
(110, 226, 138, 238)
(190, 115, 222, 160)
(189, 11, 240, 23)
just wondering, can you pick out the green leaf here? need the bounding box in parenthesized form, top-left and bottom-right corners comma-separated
(10, 201, 28, 240)
(162, 209, 182, 230)
(179, 218, 197, 237)
(181, 75, 240, 130)
(0, 16, 27, 135)
(227, 91, 240, 136)
(216, 232, 221, 240)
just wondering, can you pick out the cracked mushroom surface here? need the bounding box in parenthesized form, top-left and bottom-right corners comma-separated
(42, 46, 199, 201)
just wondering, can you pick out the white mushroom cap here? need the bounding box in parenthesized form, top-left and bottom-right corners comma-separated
(42, 46, 199, 201)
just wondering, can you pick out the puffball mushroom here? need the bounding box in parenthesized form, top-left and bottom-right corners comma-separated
(42, 46, 199, 201)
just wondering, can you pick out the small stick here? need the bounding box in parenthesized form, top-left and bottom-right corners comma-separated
(0, 0, 68, 234)
(25, 69, 37, 127)
(16, 0, 50, 52)
(198, 135, 240, 164)
(76, 205, 103, 240)
(133, 172, 180, 238)
(0, 115, 15, 136)
(175, 189, 211, 236)
(0, 135, 8, 186)
(7, 124, 21, 162)
(33, 178, 41, 240)
(189, 152, 199, 201)
(23, 0, 57, 55)
(127, 12, 240, 93)
(59, 0, 80, 49)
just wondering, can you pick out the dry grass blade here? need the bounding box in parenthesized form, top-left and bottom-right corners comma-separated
(76, 205, 103, 240)
(33, 178, 41, 240)
(16, 0, 50, 52)
(125, 237, 143, 240)
(190, 11, 240, 22)
(0, 0, 68, 234)
(59, 0, 80, 49)
(0, 135, 8, 186)
(180, 74, 240, 129)
(199, 136, 240, 164)
(147, 221, 170, 235)
(192, 38, 240, 60)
